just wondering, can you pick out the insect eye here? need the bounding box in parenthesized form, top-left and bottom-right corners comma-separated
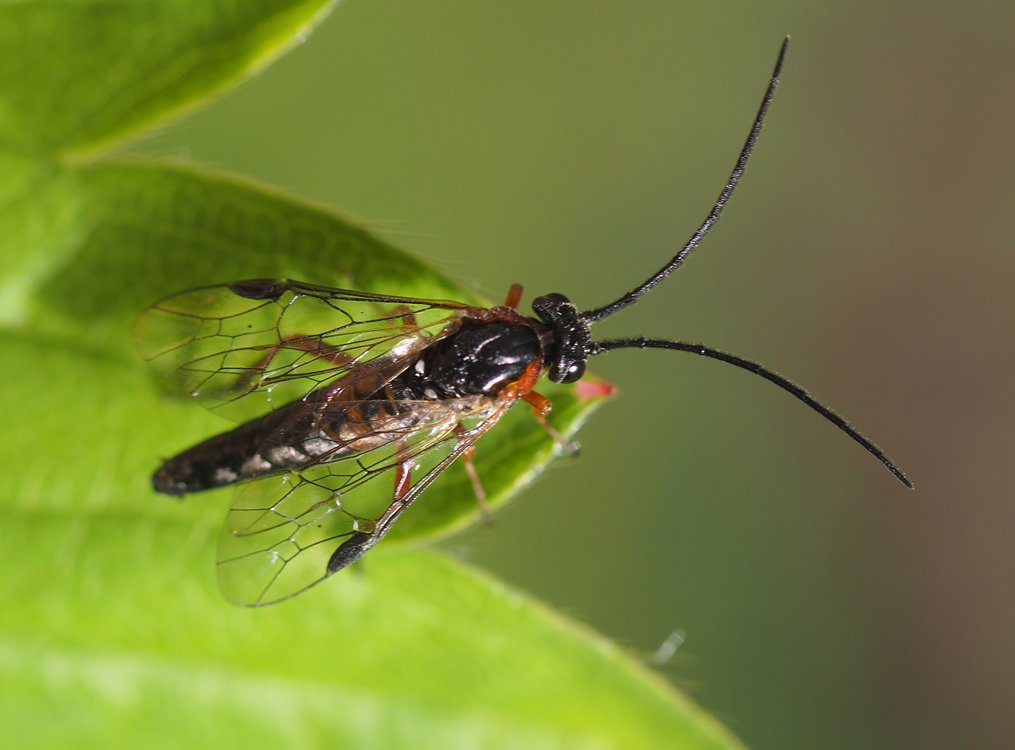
(560, 360, 585, 383)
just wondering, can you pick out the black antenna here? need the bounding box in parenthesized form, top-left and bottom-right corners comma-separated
(582, 37, 789, 324)
(590, 337, 914, 488)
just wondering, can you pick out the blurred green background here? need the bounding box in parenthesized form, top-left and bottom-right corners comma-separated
(134, 2, 1014, 748)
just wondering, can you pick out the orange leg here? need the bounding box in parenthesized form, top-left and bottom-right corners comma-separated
(523, 390, 579, 456)
(455, 423, 492, 525)
(247, 303, 420, 392)
(388, 436, 415, 502)
(503, 283, 524, 310)
(522, 390, 552, 416)
(236, 334, 356, 392)
(393, 460, 413, 501)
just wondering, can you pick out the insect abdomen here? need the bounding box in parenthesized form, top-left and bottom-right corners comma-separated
(152, 401, 338, 495)
(152, 397, 436, 495)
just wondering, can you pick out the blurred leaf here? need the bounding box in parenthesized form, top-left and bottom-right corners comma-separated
(0, 505, 741, 749)
(0, 1, 742, 747)
(0, 0, 335, 157)
(27, 159, 484, 349)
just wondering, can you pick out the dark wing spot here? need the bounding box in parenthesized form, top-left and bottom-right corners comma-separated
(326, 531, 373, 573)
(228, 279, 287, 301)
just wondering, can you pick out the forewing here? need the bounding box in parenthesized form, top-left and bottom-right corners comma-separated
(215, 395, 503, 606)
(134, 279, 473, 422)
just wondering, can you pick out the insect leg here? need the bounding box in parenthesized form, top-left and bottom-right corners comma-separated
(503, 283, 524, 310)
(334, 367, 537, 573)
(523, 391, 579, 455)
(354, 397, 518, 556)
(454, 422, 492, 525)
(392, 441, 414, 501)
(236, 334, 357, 392)
(326, 439, 415, 575)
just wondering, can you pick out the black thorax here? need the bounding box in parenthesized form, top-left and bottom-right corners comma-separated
(387, 320, 543, 400)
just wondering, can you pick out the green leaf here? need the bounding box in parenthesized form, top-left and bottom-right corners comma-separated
(1, 508, 741, 750)
(0, 2, 743, 747)
(28, 158, 484, 350)
(0, 0, 336, 157)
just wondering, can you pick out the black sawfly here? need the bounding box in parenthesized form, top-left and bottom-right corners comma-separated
(136, 37, 911, 607)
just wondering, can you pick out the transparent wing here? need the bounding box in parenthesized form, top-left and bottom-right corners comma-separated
(215, 394, 514, 606)
(134, 279, 475, 422)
